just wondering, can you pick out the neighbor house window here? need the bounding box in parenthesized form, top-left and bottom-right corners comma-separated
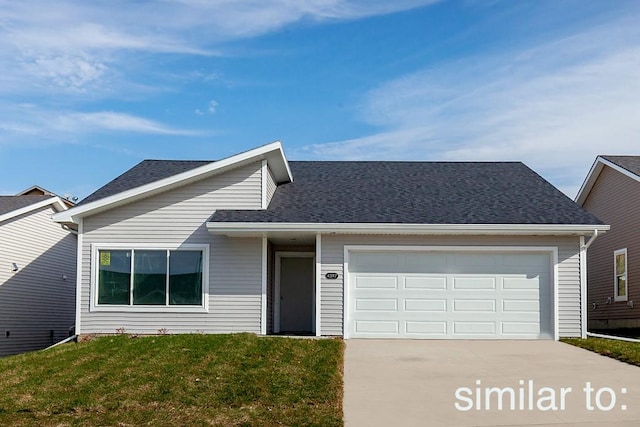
(97, 248, 204, 307)
(614, 248, 628, 302)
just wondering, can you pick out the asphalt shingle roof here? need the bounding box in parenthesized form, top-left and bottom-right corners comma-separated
(601, 155, 640, 177)
(80, 160, 214, 204)
(0, 195, 54, 217)
(210, 161, 602, 225)
(78, 159, 602, 225)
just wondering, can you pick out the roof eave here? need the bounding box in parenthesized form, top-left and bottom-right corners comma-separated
(0, 196, 68, 224)
(53, 141, 292, 224)
(206, 222, 610, 237)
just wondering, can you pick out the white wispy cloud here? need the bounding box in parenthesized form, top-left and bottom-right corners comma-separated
(53, 112, 201, 135)
(299, 13, 640, 197)
(0, 106, 199, 146)
(0, 0, 437, 146)
(0, 0, 436, 95)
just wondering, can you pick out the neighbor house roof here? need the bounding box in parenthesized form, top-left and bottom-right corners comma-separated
(210, 161, 603, 226)
(600, 156, 640, 177)
(576, 155, 640, 206)
(0, 195, 68, 223)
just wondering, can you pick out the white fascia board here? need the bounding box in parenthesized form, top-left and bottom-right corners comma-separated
(53, 141, 292, 224)
(206, 222, 610, 236)
(576, 156, 640, 205)
(0, 196, 67, 224)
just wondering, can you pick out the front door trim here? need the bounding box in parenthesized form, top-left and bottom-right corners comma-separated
(275, 251, 316, 333)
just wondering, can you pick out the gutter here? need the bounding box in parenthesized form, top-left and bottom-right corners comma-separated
(207, 222, 611, 236)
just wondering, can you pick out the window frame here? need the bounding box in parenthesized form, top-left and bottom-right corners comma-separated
(91, 243, 209, 312)
(613, 248, 628, 302)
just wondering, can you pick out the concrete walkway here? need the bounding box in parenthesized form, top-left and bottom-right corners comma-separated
(344, 340, 640, 426)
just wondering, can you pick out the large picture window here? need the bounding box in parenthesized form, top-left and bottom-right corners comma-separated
(97, 247, 205, 307)
(614, 248, 628, 302)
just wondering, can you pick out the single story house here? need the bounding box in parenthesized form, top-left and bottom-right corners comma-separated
(576, 155, 640, 330)
(0, 190, 77, 356)
(53, 142, 608, 340)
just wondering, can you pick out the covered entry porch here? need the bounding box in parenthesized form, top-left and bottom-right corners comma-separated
(265, 233, 320, 336)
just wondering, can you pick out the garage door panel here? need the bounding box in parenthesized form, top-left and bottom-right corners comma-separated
(350, 253, 399, 272)
(503, 277, 542, 290)
(453, 322, 496, 335)
(502, 253, 549, 267)
(404, 276, 447, 289)
(355, 276, 397, 289)
(501, 322, 540, 335)
(404, 299, 447, 312)
(452, 299, 496, 312)
(405, 321, 447, 335)
(503, 300, 540, 312)
(453, 277, 496, 290)
(354, 320, 398, 334)
(454, 254, 498, 267)
(348, 250, 553, 339)
(404, 253, 447, 272)
(355, 298, 398, 311)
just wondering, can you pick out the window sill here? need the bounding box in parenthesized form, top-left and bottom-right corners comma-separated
(90, 305, 209, 313)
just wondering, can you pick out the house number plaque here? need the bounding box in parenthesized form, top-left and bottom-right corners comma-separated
(325, 272, 339, 280)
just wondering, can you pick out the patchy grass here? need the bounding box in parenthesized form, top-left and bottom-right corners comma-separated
(562, 337, 640, 367)
(0, 333, 344, 426)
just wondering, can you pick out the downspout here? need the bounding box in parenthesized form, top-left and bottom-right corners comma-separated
(580, 229, 600, 338)
(581, 229, 599, 251)
(44, 334, 78, 350)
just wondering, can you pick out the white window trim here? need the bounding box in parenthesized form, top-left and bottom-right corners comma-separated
(614, 248, 628, 302)
(90, 243, 210, 313)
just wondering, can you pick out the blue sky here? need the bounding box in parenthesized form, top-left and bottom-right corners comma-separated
(1, 0, 638, 200)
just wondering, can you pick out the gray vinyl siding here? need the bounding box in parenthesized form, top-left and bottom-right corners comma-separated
(583, 166, 640, 327)
(320, 234, 583, 338)
(265, 166, 277, 207)
(80, 162, 263, 335)
(0, 206, 77, 356)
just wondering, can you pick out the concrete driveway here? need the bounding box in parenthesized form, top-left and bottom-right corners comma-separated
(344, 340, 640, 426)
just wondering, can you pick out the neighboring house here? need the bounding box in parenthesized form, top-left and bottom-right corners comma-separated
(53, 142, 607, 341)
(0, 191, 77, 356)
(576, 156, 640, 330)
(16, 185, 76, 208)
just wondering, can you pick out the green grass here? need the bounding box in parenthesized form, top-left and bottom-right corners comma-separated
(562, 337, 640, 367)
(0, 333, 344, 426)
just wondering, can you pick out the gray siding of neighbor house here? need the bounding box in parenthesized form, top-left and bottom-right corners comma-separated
(80, 162, 264, 335)
(583, 166, 640, 328)
(0, 206, 77, 356)
(320, 234, 583, 338)
(266, 166, 277, 207)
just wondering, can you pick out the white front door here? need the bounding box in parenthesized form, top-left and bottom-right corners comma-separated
(346, 250, 553, 339)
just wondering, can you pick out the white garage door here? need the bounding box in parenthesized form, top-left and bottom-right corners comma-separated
(347, 250, 552, 339)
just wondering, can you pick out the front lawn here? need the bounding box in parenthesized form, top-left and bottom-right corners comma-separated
(562, 337, 640, 367)
(0, 333, 344, 426)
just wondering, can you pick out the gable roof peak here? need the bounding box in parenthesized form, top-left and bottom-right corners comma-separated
(576, 155, 640, 205)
